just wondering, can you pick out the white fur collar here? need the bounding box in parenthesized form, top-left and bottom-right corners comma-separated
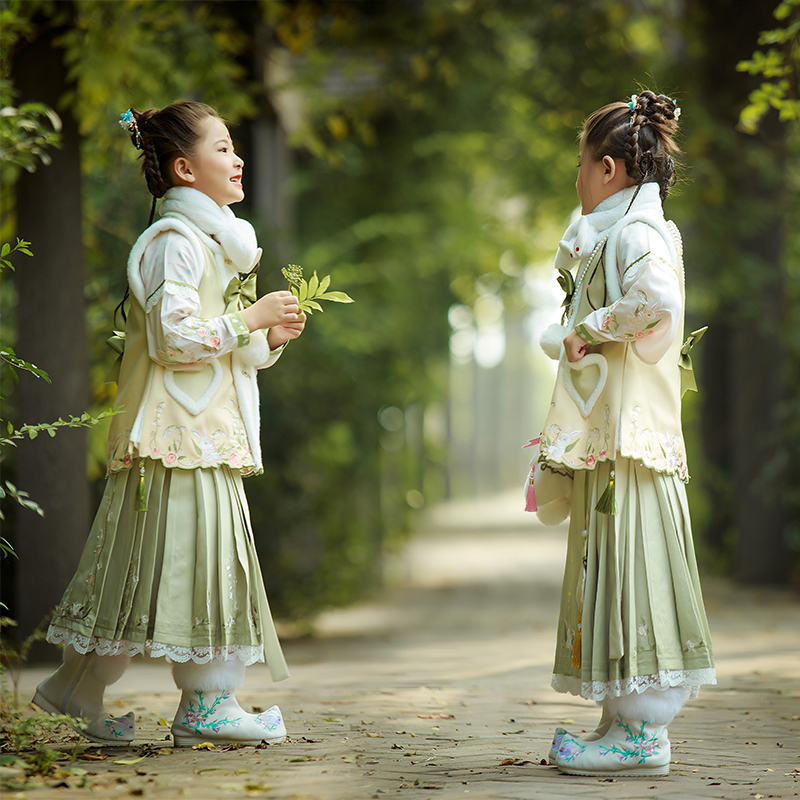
(554, 183, 663, 272)
(159, 187, 259, 273)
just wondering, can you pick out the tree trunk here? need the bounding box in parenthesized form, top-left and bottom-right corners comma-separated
(12, 10, 91, 655)
(688, 0, 788, 582)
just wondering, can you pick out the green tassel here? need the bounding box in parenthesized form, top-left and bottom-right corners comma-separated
(136, 463, 148, 513)
(595, 466, 616, 515)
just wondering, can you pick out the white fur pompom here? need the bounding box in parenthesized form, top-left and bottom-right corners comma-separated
(536, 496, 571, 526)
(540, 323, 568, 361)
(238, 329, 271, 366)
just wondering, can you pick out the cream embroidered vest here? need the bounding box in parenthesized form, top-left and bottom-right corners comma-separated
(107, 237, 257, 476)
(540, 222, 689, 481)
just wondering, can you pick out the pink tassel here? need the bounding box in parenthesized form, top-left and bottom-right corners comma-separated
(525, 468, 538, 512)
(523, 435, 541, 513)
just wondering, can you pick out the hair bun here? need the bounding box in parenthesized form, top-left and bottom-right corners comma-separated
(635, 90, 680, 128)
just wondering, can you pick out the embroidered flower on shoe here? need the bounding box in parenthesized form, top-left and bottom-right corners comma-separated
(599, 719, 662, 764)
(105, 715, 134, 738)
(182, 690, 242, 733)
(558, 736, 586, 763)
(255, 707, 283, 732)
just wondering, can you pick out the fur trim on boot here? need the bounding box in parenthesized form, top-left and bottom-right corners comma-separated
(170, 659, 286, 747)
(171, 658, 245, 692)
(606, 687, 688, 727)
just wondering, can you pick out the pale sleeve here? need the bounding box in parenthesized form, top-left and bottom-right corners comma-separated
(573, 222, 682, 364)
(140, 231, 251, 369)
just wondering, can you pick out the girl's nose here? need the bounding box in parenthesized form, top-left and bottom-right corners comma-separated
(235, 153, 244, 168)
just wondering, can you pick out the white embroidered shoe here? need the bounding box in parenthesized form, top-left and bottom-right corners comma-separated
(32, 650, 135, 746)
(171, 689, 286, 747)
(555, 715, 670, 777)
(547, 705, 613, 764)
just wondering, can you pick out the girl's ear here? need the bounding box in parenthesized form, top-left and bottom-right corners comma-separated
(601, 155, 617, 184)
(172, 156, 195, 185)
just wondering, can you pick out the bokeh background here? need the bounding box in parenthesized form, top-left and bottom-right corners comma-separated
(2, 0, 798, 650)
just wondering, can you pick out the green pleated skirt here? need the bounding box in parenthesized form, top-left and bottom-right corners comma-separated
(47, 459, 288, 680)
(551, 458, 715, 701)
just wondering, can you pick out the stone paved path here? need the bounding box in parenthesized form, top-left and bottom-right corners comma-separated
(11, 491, 800, 799)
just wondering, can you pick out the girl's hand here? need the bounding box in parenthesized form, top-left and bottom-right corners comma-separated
(267, 312, 307, 349)
(563, 329, 590, 362)
(240, 291, 299, 332)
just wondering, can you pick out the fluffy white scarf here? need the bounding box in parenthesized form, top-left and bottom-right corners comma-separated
(159, 187, 261, 273)
(539, 183, 677, 361)
(554, 183, 676, 301)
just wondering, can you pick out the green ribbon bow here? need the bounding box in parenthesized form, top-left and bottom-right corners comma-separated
(106, 330, 126, 385)
(223, 266, 259, 314)
(679, 326, 708, 396)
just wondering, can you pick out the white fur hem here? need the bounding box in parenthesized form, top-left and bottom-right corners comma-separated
(172, 658, 246, 691)
(605, 687, 689, 726)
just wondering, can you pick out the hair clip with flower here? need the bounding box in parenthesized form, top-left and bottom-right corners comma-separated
(119, 109, 142, 150)
(628, 94, 639, 126)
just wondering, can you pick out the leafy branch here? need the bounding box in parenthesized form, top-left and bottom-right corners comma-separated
(0, 79, 63, 173)
(1, 409, 119, 449)
(737, 0, 800, 133)
(281, 264, 354, 315)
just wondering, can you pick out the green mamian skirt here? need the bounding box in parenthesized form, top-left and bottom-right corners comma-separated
(551, 458, 715, 701)
(48, 459, 288, 679)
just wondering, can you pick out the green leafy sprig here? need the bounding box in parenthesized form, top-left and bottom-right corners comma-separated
(281, 264, 354, 315)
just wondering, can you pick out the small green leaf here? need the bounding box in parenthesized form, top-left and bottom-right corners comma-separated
(308, 271, 319, 297)
(319, 291, 354, 303)
(298, 279, 308, 302)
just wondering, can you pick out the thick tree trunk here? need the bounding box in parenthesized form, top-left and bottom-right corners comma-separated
(12, 13, 91, 653)
(689, 0, 788, 582)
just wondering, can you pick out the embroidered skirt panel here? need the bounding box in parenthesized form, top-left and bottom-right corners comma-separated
(551, 458, 715, 701)
(47, 459, 288, 679)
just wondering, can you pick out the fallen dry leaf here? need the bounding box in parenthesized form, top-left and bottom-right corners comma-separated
(417, 714, 454, 720)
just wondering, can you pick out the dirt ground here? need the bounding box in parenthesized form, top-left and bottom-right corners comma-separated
(7, 491, 800, 799)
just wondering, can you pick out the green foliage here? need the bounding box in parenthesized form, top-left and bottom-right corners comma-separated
(737, 0, 800, 133)
(0, 91, 62, 173)
(0, 240, 119, 521)
(0, 619, 89, 791)
(4, 0, 799, 623)
(0, 3, 62, 186)
(281, 264, 354, 314)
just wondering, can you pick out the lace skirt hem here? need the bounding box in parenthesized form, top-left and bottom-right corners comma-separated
(551, 667, 717, 702)
(47, 625, 265, 665)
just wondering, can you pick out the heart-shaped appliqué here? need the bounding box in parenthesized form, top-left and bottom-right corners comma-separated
(163, 360, 223, 416)
(562, 353, 608, 418)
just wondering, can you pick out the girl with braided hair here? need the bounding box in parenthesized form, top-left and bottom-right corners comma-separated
(532, 91, 715, 777)
(33, 101, 306, 746)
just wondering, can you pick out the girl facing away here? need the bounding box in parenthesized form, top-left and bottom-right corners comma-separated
(532, 90, 716, 777)
(32, 101, 306, 746)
